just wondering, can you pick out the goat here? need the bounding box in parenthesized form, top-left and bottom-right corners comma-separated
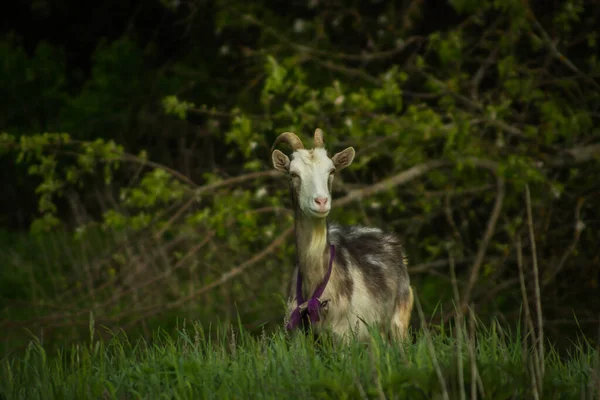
(271, 128, 414, 342)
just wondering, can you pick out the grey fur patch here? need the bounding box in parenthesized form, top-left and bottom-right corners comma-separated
(397, 283, 412, 304)
(328, 223, 409, 302)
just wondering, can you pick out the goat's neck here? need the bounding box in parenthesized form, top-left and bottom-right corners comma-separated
(294, 214, 329, 294)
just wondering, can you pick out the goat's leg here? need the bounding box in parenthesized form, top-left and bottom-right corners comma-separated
(390, 285, 414, 341)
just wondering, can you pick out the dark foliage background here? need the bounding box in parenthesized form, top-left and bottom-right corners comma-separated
(1, 0, 599, 357)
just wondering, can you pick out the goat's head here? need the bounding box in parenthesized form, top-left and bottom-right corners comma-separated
(271, 128, 355, 219)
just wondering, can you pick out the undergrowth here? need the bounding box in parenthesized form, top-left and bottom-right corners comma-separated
(1, 317, 598, 400)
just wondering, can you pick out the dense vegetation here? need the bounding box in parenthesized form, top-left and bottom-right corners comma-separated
(1, 0, 599, 394)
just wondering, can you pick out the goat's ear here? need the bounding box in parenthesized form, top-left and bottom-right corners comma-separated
(332, 147, 355, 170)
(272, 149, 290, 172)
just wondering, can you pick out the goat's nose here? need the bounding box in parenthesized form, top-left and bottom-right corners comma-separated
(314, 197, 328, 206)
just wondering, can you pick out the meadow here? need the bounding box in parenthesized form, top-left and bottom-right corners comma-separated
(1, 310, 598, 399)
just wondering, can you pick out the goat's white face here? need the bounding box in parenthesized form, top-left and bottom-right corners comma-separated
(272, 130, 355, 219)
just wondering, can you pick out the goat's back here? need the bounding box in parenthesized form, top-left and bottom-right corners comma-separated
(328, 223, 410, 301)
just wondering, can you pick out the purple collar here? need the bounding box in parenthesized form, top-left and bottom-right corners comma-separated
(286, 244, 335, 331)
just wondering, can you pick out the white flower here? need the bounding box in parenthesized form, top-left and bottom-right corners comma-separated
(255, 187, 267, 199)
(293, 19, 306, 33)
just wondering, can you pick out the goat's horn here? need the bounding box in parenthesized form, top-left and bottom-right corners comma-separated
(313, 128, 324, 148)
(271, 132, 305, 152)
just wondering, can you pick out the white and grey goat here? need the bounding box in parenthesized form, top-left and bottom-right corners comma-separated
(272, 128, 414, 342)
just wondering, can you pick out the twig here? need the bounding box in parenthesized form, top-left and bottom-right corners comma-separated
(542, 197, 585, 286)
(565, 144, 600, 163)
(195, 170, 282, 196)
(3, 224, 290, 333)
(467, 306, 478, 399)
(479, 278, 520, 303)
(444, 193, 464, 250)
(416, 70, 483, 112)
(460, 171, 505, 312)
(154, 195, 197, 239)
(543, 318, 600, 326)
(119, 153, 198, 188)
(528, 14, 600, 91)
(43, 146, 198, 189)
(239, 12, 422, 62)
(525, 185, 545, 379)
(422, 184, 494, 198)
(55, 170, 282, 302)
(0, 206, 286, 332)
(335, 160, 451, 206)
(517, 234, 540, 400)
(408, 255, 507, 275)
(416, 70, 527, 139)
(409, 258, 458, 274)
(120, 226, 294, 329)
(310, 58, 381, 85)
(414, 289, 450, 400)
(546, 143, 600, 168)
(187, 106, 263, 121)
(470, 47, 499, 101)
(102, 208, 283, 316)
(592, 321, 600, 398)
(448, 251, 466, 400)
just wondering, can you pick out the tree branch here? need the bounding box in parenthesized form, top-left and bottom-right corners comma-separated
(542, 197, 585, 286)
(470, 47, 499, 101)
(120, 225, 295, 329)
(335, 160, 451, 206)
(460, 165, 505, 312)
(547, 144, 600, 167)
(528, 13, 600, 91)
(239, 12, 423, 62)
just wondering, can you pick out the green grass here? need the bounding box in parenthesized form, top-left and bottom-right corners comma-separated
(1, 318, 597, 400)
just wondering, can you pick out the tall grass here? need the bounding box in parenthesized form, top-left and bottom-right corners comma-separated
(1, 316, 597, 400)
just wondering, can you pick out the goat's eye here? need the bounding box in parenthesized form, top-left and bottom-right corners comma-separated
(329, 169, 336, 176)
(290, 172, 300, 179)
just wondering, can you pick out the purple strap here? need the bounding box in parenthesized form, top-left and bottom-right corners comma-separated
(286, 245, 335, 330)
